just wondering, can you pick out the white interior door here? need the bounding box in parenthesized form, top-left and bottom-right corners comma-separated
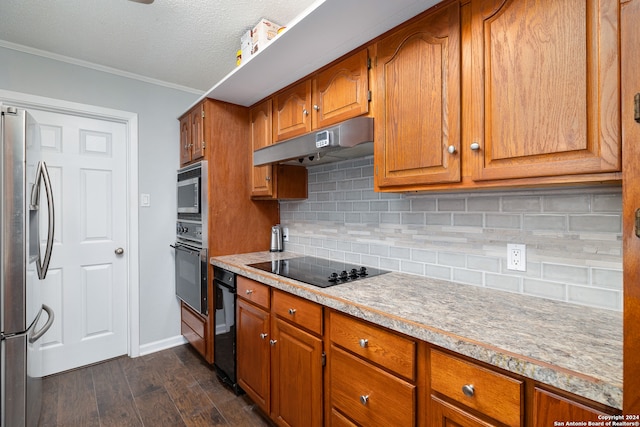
(30, 109, 129, 375)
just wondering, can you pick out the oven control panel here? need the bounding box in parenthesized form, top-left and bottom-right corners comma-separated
(176, 220, 203, 243)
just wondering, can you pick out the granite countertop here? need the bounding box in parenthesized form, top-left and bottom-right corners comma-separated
(211, 251, 623, 409)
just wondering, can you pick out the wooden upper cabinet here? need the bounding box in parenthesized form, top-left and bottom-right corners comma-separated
(190, 106, 204, 161)
(374, 1, 462, 189)
(312, 48, 370, 129)
(273, 49, 370, 142)
(250, 99, 274, 197)
(470, 0, 620, 181)
(273, 80, 312, 142)
(250, 99, 309, 200)
(179, 113, 191, 166)
(179, 102, 206, 166)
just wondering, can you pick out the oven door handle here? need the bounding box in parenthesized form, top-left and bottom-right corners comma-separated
(170, 243, 200, 256)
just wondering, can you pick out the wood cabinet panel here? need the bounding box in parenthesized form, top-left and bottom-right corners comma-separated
(330, 345, 415, 427)
(533, 388, 613, 425)
(250, 99, 274, 197)
(430, 350, 522, 427)
(190, 106, 204, 160)
(250, 99, 309, 200)
(330, 408, 359, 427)
(329, 310, 415, 381)
(273, 49, 370, 143)
(179, 114, 191, 166)
(374, 1, 462, 188)
(180, 302, 206, 357)
(469, 0, 620, 181)
(272, 289, 323, 335)
(622, 0, 640, 414)
(430, 395, 497, 427)
(236, 298, 271, 413)
(271, 317, 323, 427)
(179, 104, 205, 166)
(237, 275, 270, 309)
(273, 80, 312, 142)
(313, 48, 369, 129)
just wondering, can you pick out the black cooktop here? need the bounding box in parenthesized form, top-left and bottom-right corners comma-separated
(248, 256, 389, 288)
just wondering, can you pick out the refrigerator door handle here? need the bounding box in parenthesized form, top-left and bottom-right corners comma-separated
(30, 161, 55, 280)
(29, 304, 55, 344)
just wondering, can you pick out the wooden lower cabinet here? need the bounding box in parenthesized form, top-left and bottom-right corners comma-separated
(430, 350, 522, 427)
(329, 346, 416, 426)
(236, 277, 324, 426)
(180, 302, 207, 357)
(327, 310, 417, 426)
(236, 279, 620, 427)
(430, 395, 497, 427)
(236, 298, 271, 413)
(533, 388, 614, 425)
(271, 317, 323, 427)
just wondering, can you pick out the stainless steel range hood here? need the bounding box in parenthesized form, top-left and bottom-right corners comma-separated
(253, 117, 374, 167)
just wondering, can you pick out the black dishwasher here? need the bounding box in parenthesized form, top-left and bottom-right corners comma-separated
(213, 267, 242, 394)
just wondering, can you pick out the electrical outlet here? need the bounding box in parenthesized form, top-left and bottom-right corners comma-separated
(282, 227, 289, 242)
(507, 244, 526, 271)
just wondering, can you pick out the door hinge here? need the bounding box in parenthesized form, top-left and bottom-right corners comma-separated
(202, 141, 205, 149)
(367, 91, 372, 102)
(367, 57, 372, 69)
(634, 93, 640, 124)
(321, 351, 326, 367)
(201, 109, 205, 119)
(635, 209, 640, 238)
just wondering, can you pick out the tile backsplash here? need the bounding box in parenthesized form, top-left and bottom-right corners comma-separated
(279, 156, 623, 311)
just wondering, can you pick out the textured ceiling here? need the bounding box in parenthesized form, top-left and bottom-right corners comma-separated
(0, 0, 317, 92)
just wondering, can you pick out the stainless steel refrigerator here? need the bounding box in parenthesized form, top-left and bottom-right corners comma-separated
(0, 105, 56, 427)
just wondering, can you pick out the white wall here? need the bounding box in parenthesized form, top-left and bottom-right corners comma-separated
(0, 45, 200, 347)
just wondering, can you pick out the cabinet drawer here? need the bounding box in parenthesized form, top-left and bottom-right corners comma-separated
(272, 289, 323, 335)
(181, 302, 205, 338)
(237, 276, 270, 309)
(430, 350, 523, 427)
(330, 408, 358, 427)
(330, 346, 415, 427)
(329, 311, 416, 380)
(180, 303, 206, 356)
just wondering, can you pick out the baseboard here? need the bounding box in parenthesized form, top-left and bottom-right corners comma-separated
(138, 335, 188, 357)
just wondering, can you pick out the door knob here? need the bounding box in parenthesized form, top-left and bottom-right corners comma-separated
(115, 248, 124, 255)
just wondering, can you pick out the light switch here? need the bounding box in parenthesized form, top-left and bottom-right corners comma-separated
(140, 193, 151, 207)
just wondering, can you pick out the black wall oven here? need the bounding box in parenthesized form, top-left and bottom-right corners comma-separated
(172, 239, 208, 315)
(173, 161, 208, 315)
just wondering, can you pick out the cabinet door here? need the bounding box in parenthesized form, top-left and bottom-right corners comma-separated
(533, 388, 614, 425)
(179, 114, 191, 166)
(271, 317, 323, 427)
(250, 99, 274, 197)
(470, 0, 620, 181)
(430, 395, 497, 427)
(313, 49, 369, 129)
(190, 105, 205, 161)
(374, 1, 461, 189)
(273, 80, 312, 142)
(237, 299, 271, 414)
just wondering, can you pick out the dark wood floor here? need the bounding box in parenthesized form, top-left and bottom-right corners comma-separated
(38, 344, 273, 427)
